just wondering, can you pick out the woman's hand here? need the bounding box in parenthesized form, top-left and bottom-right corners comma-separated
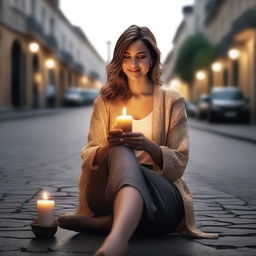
(120, 132, 152, 152)
(107, 129, 124, 147)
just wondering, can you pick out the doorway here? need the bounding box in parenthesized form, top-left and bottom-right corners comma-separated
(11, 40, 26, 107)
(32, 54, 40, 108)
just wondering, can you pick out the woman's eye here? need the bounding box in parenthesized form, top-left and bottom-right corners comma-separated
(138, 55, 146, 59)
(123, 56, 130, 59)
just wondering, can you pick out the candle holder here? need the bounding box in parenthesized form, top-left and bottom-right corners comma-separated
(31, 220, 58, 239)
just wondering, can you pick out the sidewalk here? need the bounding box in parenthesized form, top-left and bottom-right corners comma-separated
(0, 108, 66, 121)
(188, 119, 256, 144)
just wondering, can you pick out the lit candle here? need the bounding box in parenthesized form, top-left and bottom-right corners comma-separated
(37, 192, 55, 226)
(115, 107, 133, 132)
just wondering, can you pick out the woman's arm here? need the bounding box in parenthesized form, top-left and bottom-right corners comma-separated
(80, 98, 109, 170)
(92, 145, 110, 165)
(145, 141, 163, 168)
(157, 97, 189, 181)
(120, 132, 163, 168)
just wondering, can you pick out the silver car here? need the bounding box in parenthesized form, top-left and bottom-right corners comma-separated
(63, 88, 99, 106)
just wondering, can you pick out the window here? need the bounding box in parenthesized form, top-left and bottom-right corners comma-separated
(62, 34, 66, 49)
(232, 61, 239, 86)
(49, 17, 55, 35)
(41, 8, 45, 24)
(31, 0, 36, 13)
(14, 0, 24, 9)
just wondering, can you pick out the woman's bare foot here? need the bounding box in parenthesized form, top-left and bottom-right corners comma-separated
(58, 214, 112, 233)
(94, 234, 128, 256)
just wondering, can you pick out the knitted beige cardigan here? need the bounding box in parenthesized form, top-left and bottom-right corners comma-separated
(78, 86, 218, 239)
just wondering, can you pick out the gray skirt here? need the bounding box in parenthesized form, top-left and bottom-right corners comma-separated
(86, 146, 184, 234)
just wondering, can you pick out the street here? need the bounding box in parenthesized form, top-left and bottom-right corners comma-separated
(0, 107, 256, 255)
(188, 127, 256, 206)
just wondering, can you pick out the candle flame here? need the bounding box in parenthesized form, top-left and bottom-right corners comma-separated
(43, 192, 48, 200)
(122, 107, 127, 116)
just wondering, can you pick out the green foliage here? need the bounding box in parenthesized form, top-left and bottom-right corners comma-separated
(174, 34, 216, 83)
(191, 46, 216, 72)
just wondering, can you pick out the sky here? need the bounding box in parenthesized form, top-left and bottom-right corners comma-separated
(60, 0, 194, 63)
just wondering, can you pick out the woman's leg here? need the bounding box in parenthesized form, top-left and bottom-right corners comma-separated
(94, 186, 144, 256)
(59, 146, 149, 255)
(58, 214, 112, 233)
(58, 155, 112, 233)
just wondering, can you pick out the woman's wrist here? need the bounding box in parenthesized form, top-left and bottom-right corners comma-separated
(146, 141, 163, 168)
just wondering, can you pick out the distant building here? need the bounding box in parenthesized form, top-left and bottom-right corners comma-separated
(163, 0, 256, 123)
(162, 5, 195, 99)
(0, 0, 106, 110)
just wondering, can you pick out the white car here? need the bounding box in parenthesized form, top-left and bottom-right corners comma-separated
(63, 88, 99, 106)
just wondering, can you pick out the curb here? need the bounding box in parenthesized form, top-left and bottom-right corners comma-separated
(1, 110, 256, 145)
(189, 123, 256, 145)
(0, 108, 65, 122)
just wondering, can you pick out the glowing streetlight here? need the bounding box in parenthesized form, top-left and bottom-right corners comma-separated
(45, 59, 55, 69)
(34, 72, 42, 84)
(29, 42, 40, 53)
(170, 78, 181, 90)
(81, 76, 88, 85)
(228, 49, 240, 60)
(196, 71, 206, 80)
(211, 62, 222, 72)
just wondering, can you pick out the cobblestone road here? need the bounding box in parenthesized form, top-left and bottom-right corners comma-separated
(0, 107, 255, 255)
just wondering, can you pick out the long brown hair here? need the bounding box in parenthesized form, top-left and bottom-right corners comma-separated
(100, 25, 162, 102)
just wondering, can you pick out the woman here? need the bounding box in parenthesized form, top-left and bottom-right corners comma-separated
(58, 25, 218, 256)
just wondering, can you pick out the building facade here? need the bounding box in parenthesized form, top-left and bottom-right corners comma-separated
(163, 0, 256, 123)
(0, 0, 106, 110)
(162, 6, 195, 99)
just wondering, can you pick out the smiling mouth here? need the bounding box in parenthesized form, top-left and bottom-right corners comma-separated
(128, 69, 140, 72)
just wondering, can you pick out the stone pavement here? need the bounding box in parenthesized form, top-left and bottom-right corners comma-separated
(1, 155, 256, 256)
(1, 109, 256, 255)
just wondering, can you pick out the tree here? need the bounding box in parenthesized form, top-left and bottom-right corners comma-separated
(174, 34, 216, 83)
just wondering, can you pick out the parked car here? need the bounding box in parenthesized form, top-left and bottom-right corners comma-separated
(46, 84, 56, 107)
(185, 101, 198, 118)
(208, 87, 250, 123)
(196, 94, 211, 120)
(63, 88, 99, 106)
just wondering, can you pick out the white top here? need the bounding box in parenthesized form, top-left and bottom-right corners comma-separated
(132, 112, 153, 165)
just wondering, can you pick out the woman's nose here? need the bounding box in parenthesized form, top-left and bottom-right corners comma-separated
(130, 58, 139, 67)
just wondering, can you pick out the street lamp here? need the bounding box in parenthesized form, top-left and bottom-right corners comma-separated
(170, 78, 181, 90)
(228, 49, 240, 60)
(196, 71, 206, 80)
(45, 59, 55, 69)
(211, 62, 222, 72)
(29, 42, 40, 53)
(34, 72, 42, 84)
(81, 76, 88, 85)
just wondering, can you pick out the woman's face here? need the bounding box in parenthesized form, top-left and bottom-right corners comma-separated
(121, 40, 152, 80)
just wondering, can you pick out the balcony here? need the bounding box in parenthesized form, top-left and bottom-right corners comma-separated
(89, 71, 99, 80)
(216, 9, 256, 57)
(205, 0, 224, 25)
(26, 16, 44, 38)
(74, 62, 84, 73)
(60, 50, 73, 64)
(45, 34, 58, 51)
